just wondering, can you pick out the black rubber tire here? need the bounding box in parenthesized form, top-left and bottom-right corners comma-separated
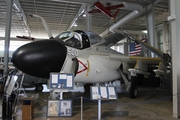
(84, 83, 93, 95)
(35, 84, 43, 91)
(129, 87, 138, 98)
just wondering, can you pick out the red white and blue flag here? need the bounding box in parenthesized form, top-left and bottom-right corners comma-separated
(129, 38, 146, 56)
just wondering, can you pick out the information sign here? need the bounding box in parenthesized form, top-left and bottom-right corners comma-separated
(90, 86, 117, 100)
(49, 73, 74, 89)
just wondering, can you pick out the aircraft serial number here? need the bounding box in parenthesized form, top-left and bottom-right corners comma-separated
(67, 48, 78, 56)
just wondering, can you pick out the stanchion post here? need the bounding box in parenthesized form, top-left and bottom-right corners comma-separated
(98, 99, 101, 120)
(60, 91, 63, 99)
(2, 95, 7, 120)
(7, 97, 12, 120)
(81, 97, 83, 120)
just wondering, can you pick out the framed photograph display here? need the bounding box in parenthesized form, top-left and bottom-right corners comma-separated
(47, 100, 72, 117)
(47, 100, 59, 116)
(59, 100, 72, 116)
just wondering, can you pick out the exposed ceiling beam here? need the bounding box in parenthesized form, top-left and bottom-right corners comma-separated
(67, 3, 86, 30)
(54, 0, 123, 5)
(14, 0, 31, 36)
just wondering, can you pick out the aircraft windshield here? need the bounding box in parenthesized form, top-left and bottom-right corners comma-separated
(57, 31, 73, 40)
(56, 31, 82, 48)
(84, 31, 103, 45)
(55, 30, 104, 49)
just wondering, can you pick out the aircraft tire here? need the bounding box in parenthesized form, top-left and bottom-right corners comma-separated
(35, 84, 43, 91)
(129, 87, 138, 98)
(84, 83, 93, 95)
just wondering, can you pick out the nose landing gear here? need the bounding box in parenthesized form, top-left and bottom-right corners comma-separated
(35, 84, 44, 91)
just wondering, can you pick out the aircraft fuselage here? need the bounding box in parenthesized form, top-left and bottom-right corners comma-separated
(62, 46, 122, 83)
(12, 30, 124, 84)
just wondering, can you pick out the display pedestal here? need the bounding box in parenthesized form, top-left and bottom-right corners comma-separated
(18, 97, 37, 120)
(22, 100, 34, 120)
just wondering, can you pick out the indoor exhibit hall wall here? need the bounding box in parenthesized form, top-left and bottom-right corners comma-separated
(0, 51, 13, 63)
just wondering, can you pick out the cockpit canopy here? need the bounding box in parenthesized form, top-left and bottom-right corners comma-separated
(55, 30, 104, 49)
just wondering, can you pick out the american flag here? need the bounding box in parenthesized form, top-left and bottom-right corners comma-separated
(129, 38, 146, 56)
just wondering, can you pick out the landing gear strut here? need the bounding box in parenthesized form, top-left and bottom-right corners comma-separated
(129, 76, 138, 98)
(129, 86, 138, 98)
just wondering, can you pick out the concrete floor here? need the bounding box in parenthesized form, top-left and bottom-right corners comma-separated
(0, 85, 178, 120)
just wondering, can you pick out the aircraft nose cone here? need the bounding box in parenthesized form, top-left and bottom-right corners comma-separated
(12, 40, 67, 78)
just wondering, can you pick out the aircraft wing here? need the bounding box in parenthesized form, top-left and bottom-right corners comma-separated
(88, 4, 124, 14)
(91, 49, 163, 71)
(109, 54, 166, 74)
(102, 32, 126, 47)
(124, 33, 171, 66)
(16, 36, 35, 41)
(110, 54, 161, 64)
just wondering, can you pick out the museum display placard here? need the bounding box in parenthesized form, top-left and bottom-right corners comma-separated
(49, 73, 74, 89)
(90, 86, 117, 100)
(47, 100, 72, 117)
(107, 87, 117, 99)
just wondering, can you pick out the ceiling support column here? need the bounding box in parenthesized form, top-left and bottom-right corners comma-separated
(86, 5, 92, 31)
(146, 3, 156, 57)
(4, 0, 13, 76)
(67, 3, 86, 31)
(154, 27, 158, 55)
(169, 0, 180, 118)
(162, 22, 169, 54)
(123, 40, 128, 55)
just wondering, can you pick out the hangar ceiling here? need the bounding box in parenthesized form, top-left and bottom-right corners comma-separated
(0, 0, 168, 39)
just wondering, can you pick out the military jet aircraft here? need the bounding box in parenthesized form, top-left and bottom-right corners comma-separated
(12, 28, 171, 98)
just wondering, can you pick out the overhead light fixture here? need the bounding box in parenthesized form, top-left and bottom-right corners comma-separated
(142, 30, 148, 33)
(83, 14, 86, 17)
(13, 3, 20, 12)
(74, 23, 77, 27)
(24, 29, 28, 33)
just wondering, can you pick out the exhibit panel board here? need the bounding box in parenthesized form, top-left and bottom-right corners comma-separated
(47, 100, 72, 117)
(49, 73, 74, 90)
(90, 86, 118, 100)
